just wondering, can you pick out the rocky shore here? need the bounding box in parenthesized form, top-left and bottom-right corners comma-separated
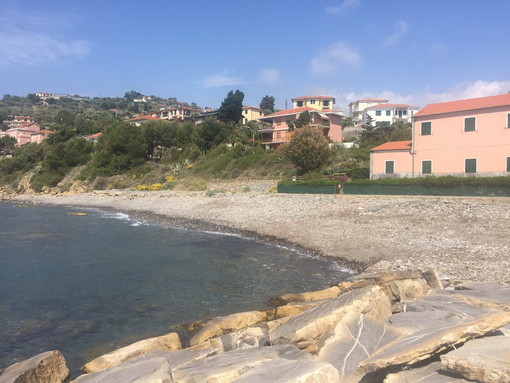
(2, 269, 510, 382)
(5, 182, 510, 284)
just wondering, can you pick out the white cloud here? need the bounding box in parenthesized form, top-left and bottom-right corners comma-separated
(326, 0, 360, 14)
(259, 68, 281, 85)
(314, 80, 510, 113)
(196, 71, 247, 88)
(310, 42, 362, 75)
(0, 30, 92, 69)
(381, 20, 409, 46)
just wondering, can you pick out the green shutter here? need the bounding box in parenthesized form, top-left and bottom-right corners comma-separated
(507, 157, 510, 172)
(385, 161, 394, 174)
(507, 113, 510, 128)
(464, 117, 476, 132)
(421, 122, 431, 135)
(422, 160, 432, 174)
(465, 158, 477, 173)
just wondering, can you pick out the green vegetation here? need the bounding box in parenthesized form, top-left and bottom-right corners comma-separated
(278, 179, 341, 186)
(349, 175, 510, 187)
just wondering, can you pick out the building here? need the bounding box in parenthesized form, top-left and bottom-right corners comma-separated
(0, 121, 53, 146)
(257, 106, 343, 148)
(363, 104, 419, 126)
(127, 115, 159, 126)
(241, 106, 263, 124)
(349, 98, 389, 124)
(153, 106, 201, 122)
(291, 96, 335, 111)
(370, 93, 510, 179)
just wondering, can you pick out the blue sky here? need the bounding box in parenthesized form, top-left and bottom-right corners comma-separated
(1, 0, 509, 112)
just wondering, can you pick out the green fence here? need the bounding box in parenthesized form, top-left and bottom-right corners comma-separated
(343, 184, 510, 197)
(277, 183, 340, 194)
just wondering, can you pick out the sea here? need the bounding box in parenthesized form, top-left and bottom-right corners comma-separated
(0, 201, 352, 376)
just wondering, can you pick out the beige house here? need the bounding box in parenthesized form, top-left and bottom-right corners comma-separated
(241, 106, 263, 124)
(291, 96, 335, 111)
(349, 98, 389, 125)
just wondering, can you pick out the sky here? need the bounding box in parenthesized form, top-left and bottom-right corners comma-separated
(1, 0, 510, 112)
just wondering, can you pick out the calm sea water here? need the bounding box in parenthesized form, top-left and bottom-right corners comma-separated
(0, 201, 351, 375)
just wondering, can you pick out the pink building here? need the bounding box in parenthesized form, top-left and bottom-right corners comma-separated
(0, 122, 53, 146)
(258, 106, 344, 148)
(370, 93, 510, 179)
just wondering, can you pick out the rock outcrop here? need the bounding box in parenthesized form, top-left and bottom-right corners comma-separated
(0, 350, 69, 383)
(6, 270, 510, 383)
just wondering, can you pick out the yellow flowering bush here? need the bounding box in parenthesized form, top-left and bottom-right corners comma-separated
(165, 176, 175, 182)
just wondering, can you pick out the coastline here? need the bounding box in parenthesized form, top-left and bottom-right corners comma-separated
(6, 186, 510, 285)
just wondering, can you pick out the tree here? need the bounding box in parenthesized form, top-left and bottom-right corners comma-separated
(288, 111, 311, 131)
(259, 95, 275, 114)
(124, 91, 143, 101)
(224, 122, 248, 145)
(282, 126, 332, 174)
(0, 136, 16, 156)
(26, 93, 41, 103)
(193, 118, 228, 153)
(217, 90, 244, 123)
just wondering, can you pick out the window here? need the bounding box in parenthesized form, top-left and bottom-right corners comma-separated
(323, 100, 329, 107)
(385, 161, 394, 174)
(465, 158, 477, 173)
(297, 101, 303, 107)
(310, 100, 315, 104)
(422, 160, 432, 174)
(507, 113, 510, 128)
(507, 157, 510, 172)
(464, 117, 476, 132)
(402, 110, 407, 116)
(421, 122, 431, 135)
(244, 110, 248, 114)
(375, 110, 382, 116)
(386, 110, 391, 116)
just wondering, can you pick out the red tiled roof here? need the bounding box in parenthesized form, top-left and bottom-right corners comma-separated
(371, 140, 412, 152)
(367, 103, 419, 109)
(260, 107, 316, 119)
(414, 94, 510, 117)
(291, 95, 334, 101)
(87, 132, 103, 139)
(34, 129, 54, 134)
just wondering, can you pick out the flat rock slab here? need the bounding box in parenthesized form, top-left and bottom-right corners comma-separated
(232, 358, 340, 383)
(441, 335, 510, 383)
(387, 311, 468, 336)
(437, 282, 510, 311)
(172, 344, 310, 383)
(82, 332, 181, 372)
(72, 356, 172, 383)
(360, 311, 510, 373)
(270, 286, 392, 353)
(404, 293, 497, 319)
(384, 361, 470, 382)
(0, 350, 69, 383)
(317, 312, 400, 377)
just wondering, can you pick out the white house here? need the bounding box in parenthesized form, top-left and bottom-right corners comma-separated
(362, 103, 419, 126)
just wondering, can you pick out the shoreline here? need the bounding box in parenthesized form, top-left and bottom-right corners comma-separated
(6, 188, 510, 285)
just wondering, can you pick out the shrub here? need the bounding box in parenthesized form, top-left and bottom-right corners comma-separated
(278, 179, 340, 186)
(161, 181, 176, 190)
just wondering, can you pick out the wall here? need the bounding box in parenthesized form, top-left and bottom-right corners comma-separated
(370, 150, 413, 179)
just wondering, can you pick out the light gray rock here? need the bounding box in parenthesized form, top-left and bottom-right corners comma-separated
(0, 350, 69, 383)
(384, 361, 470, 382)
(404, 292, 497, 318)
(360, 311, 510, 373)
(73, 356, 172, 383)
(172, 345, 311, 383)
(317, 312, 400, 378)
(270, 286, 392, 354)
(232, 358, 340, 383)
(437, 282, 510, 311)
(440, 335, 510, 383)
(387, 311, 464, 336)
(220, 327, 269, 352)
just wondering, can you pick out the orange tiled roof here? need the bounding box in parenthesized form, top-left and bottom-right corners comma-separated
(414, 94, 510, 117)
(32, 129, 54, 134)
(371, 140, 412, 152)
(87, 132, 103, 139)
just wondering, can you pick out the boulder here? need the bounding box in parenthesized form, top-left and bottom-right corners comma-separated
(0, 350, 69, 383)
(189, 311, 267, 347)
(270, 286, 392, 354)
(384, 361, 469, 382)
(73, 356, 172, 383)
(269, 286, 340, 306)
(437, 282, 510, 311)
(360, 311, 510, 373)
(220, 327, 269, 352)
(317, 311, 401, 379)
(82, 332, 181, 373)
(275, 300, 324, 319)
(440, 335, 510, 383)
(232, 358, 340, 383)
(172, 345, 311, 382)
